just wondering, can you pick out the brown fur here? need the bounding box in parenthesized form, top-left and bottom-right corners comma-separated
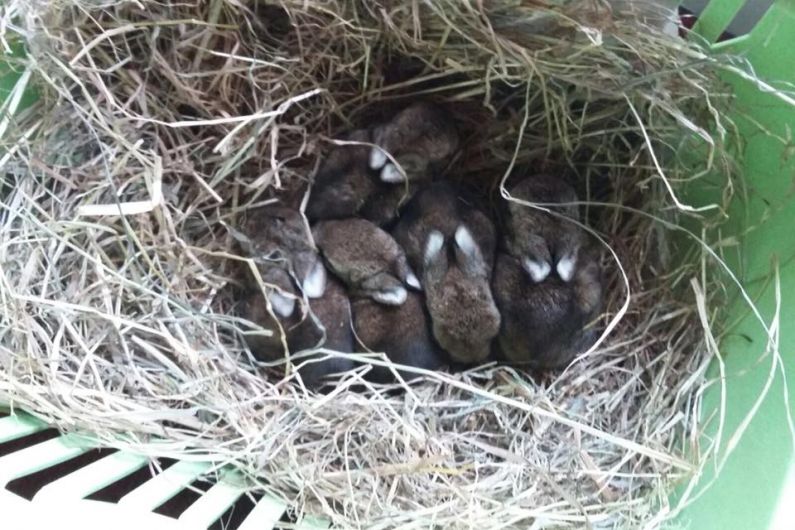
(423, 235, 501, 363)
(393, 181, 496, 275)
(234, 205, 320, 298)
(240, 277, 355, 389)
(505, 174, 584, 276)
(371, 101, 460, 181)
(492, 251, 602, 369)
(393, 182, 499, 363)
(306, 129, 385, 222)
(352, 292, 444, 383)
(313, 218, 417, 304)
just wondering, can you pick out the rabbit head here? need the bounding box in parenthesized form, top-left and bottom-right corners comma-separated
(306, 129, 378, 222)
(240, 272, 355, 389)
(392, 181, 496, 278)
(369, 102, 459, 184)
(313, 218, 420, 306)
(422, 226, 501, 363)
(235, 205, 326, 299)
(505, 175, 584, 284)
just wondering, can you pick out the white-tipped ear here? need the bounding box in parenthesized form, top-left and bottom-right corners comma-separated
(380, 163, 406, 183)
(424, 230, 445, 266)
(405, 271, 421, 290)
(369, 146, 388, 170)
(302, 259, 327, 298)
(556, 254, 576, 283)
(522, 258, 551, 283)
(269, 291, 296, 318)
(454, 225, 477, 259)
(372, 285, 407, 306)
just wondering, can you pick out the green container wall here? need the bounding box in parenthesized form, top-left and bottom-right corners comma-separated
(0, 1, 793, 528)
(676, 0, 795, 528)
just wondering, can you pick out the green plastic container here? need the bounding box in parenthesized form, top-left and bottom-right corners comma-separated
(0, 1, 793, 528)
(673, 1, 795, 528)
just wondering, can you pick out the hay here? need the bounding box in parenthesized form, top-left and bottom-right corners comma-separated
(0, 0, 787, 527)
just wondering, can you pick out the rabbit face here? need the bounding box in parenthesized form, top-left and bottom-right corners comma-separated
(306, 129, 379, 222)
(369, 102, 459, 184)
(506, 175, 584, 284)
(492, 251, 602, 369)
(352, 291, 444, 383)
(235, 206, 327, 299)
(422, 226, 501, 363)
(313, 218, 420, 306)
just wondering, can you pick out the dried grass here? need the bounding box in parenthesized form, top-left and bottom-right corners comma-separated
(0, 0, 787, 528)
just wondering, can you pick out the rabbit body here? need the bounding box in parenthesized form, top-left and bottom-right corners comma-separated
(352, 291, 444, 383)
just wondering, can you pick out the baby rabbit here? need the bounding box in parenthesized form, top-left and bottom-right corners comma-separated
(240, 274, 355, 389)
(233, 205, 326, 301)
(312, 218, 420, 306)
(369, 101, 460, 184)
(306, 102, 459, 227)
(305, 128, 385, 222)
(492, 249, 603, 369)
(352, 291, 445, 383)
(392, 182, 500, 364)
(505, 174, 584, 283)
(422, 227, 502, 363)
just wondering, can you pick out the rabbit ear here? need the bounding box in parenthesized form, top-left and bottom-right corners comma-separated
(372, 285, 407, 306)
(453, 225, 487, 277)
(380, 163, 406, 183)
(302, 258, 327, 298)
(268, 291, 296, 318)
(423, 230, 447, 281)
(423, 230, 445, 266)
(522, 257, 551, 283)
(556, 253, 576, 282)
(369, 146, 388, 170)
(405, 269, 421, 290)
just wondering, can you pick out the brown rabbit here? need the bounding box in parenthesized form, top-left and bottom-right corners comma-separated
(307, 102, 459, 227)
(492, 249, 603, 369)
(240, 274, 355, 389)
(368, 101, 460, 184)
(351, 291, 445, 383)
(305, 128, 391, 223)
(505, 174, 584, 284)
(392, 181, 496, 278)
(421, 226, 501, 364)
(313, 218, 420, 306)
(233, 205, 326, 299)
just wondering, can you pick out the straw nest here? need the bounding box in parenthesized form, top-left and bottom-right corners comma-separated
(0, 0, 783, 527)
